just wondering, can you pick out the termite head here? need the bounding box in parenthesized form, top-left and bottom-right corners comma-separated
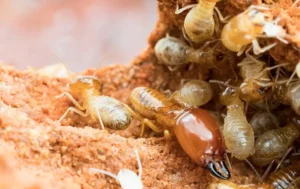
(69, 76, 101, 94)
(175, 109, 230, 180)
(220, 87, 238, 106)
(239, 81, 269, 103)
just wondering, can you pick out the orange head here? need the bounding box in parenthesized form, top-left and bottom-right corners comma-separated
(69, 76, 101, 94)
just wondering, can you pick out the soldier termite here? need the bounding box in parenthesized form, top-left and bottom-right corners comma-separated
(170, 79, 213, 108)
(89, 149, 143, 189)
(128, 86, 230, 180)
(56, 76, 132, 130)
(154, 36, 217, 69)
(221, 5, 287, 56)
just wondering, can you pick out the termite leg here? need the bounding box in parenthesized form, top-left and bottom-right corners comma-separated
(164, 130, 171, 140)
(214, 7, 230, 24)
(58, 107, 89, 123)
(252, 39, 277, 55)
(123, 104, 163, 136)
(95, 108, 105, 130)
(224, 153, 232, 170)
(175, 3, 197, 14)
(245, 159, 261, 180)
(55, 92, 85, 110)
(134, 149, 142, 178)
(167, 65, 181, 72)
(274, 146, 294, 171)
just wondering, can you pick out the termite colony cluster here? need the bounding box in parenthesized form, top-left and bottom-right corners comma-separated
(55, 0, 300, 188)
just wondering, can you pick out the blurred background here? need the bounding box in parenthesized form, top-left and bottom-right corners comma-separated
(0, 0, 157, 72)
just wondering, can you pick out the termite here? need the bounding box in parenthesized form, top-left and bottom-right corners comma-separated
(238, 57, 286, 103)
(275, 81, 300, 115)
(154, 36, 216, 68)
(56, 76, 132, 130)
(212, 85, 255, 160)
(170, 80, 213, 108)
(175, 0, 227, 43)
(250, 123, 300, 168)
(209, 163, 300, 189)
(89, 149, 143, 189)
(129, 87, 230, 179)
(221, 5, 287, 55)
(249, 111, 279, 136)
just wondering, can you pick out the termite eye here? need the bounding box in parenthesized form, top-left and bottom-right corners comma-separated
(216, 54, 224, 61)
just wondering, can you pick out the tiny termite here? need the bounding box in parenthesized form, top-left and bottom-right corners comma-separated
(154, 36, 216, 68)
(170, 79, 213, 108)
(221, 5, 287, 55)
(129, 87, 230, 179)
(209, 163, 300, 189)
(250, 123, 300, 168)
(56, 76, 132, 130)
(249, 111, 279, 136)
(238, 57, 286, 103)
(89, 149, 143, 189)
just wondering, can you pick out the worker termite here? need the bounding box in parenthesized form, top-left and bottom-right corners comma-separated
(56, 76, 132, 130)
(249, 111, 279, 136)
(129, 87, 230, 179)
(170, 80, 213, 108)
(89, 149, 143, 189)
(175, 0, 221, 43)
(209, 83, 255, 160)
(250, 123, 300, 168)
(154, 36, 216, 68)
(209, 163, 300, 189)
(275, 81, 300, 115)
(221, 5, 287, 55)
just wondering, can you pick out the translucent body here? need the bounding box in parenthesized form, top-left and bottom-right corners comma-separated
(221, 87, 255, 160)
(174, 80, 213, 107)
(251, 124, 300, 167)
(275, 82, 300, 115)
(61, 76, 132, 130)
(238, 57, 271, 103)
(154, 37, 215, 66)
(221, 6, 265, 52)
(249, 111, 279, 136)
(129, 87, 226, 167)
(184, 0, 219, 43)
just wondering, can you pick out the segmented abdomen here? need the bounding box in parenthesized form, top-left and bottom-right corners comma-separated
(129, 87, 178, 118)
(89, 96, 132, 130)
(224, 108, 255, 160)
(268, 164, 300, 189)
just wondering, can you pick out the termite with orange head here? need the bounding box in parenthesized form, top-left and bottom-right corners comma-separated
(221, 5, 288, 56)
(128, 87, 231, 180)
(55, 76, 132, 130)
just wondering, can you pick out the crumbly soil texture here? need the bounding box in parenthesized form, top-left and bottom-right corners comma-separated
(0, 0, 300, 188)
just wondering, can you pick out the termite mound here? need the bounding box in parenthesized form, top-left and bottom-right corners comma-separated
(1, 0, 300, 188)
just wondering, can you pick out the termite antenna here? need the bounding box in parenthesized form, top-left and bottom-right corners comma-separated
(209, 79, 236, 89)
(134, 149, 142, 178)
(89, 168, 119, 181)
(245, 159, 261, 181)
